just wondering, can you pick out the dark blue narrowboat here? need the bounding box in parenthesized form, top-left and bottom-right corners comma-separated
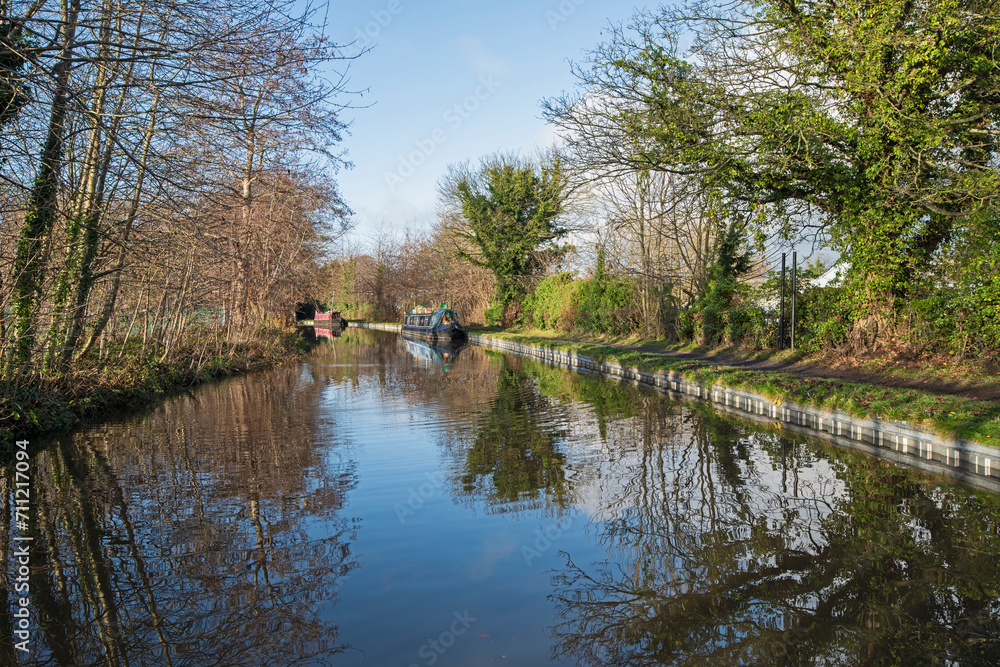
(401, 306, 466, 342)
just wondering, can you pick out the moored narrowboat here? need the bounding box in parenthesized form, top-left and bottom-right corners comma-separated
(315, 310, 348, 329)
(402, 305, 466, 341)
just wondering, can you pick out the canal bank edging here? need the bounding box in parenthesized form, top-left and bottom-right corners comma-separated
(355, 323, 403, 332)
(463, 333, 1000, 493)
(349, 323, 999, 492)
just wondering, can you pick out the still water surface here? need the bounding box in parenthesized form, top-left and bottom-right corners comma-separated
(5, 329, 1000, 666)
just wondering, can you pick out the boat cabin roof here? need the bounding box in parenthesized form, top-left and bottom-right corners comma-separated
(405, 309, 460, 323)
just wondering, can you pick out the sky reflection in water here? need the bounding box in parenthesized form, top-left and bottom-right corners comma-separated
(6, 329, 1000, 666)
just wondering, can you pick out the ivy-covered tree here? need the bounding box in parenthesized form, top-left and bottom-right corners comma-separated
(545, 0, 1000, 349)
(0, 20, 30, 129)
(439, 152, 570, 326)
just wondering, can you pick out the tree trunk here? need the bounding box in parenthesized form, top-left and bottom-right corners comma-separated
(10, 0, 81, 366)
(77, 86, 161, 360)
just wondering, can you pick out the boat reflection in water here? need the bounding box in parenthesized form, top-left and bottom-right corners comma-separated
(297, 325, 343, 344)
(12, 328, 1000, 666)
(314, 325, 343, 340)
(402, 333, 466, 372)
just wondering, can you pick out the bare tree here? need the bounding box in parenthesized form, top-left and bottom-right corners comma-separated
(595, 169, 720, 334)
(0, 0, 357, 408)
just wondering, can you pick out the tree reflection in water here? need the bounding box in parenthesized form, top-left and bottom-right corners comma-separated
(548, 408, 1000, 666)
(3, 366, 358, 666)
(6, 331, 999, 666)
(455, 360, 575, 515)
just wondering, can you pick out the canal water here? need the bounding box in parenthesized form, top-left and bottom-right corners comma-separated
(5, 329, 1000, 666)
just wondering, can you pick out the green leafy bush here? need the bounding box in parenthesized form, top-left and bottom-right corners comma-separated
(524, 253, 641, 336)
(910, 260, 1000, 359)
(484, 301, 505, 327)
(574, 274, 639, 335)
(524, 273, 579, 330)
(737, 307, 774, 350)
(793, 286, 848, 353)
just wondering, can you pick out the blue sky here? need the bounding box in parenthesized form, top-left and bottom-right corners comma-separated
(324, 0, 641, 242)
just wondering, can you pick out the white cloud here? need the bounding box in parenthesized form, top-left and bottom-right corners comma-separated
(533, 122, 565, 150)
(456, 34, 511, 80)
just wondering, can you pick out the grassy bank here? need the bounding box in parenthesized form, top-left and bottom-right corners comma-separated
(0, 328, 307, 449)
(469, 327, 1000, 446)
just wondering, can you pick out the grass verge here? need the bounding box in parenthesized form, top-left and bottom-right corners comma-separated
(469, 328, 1000, 447)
